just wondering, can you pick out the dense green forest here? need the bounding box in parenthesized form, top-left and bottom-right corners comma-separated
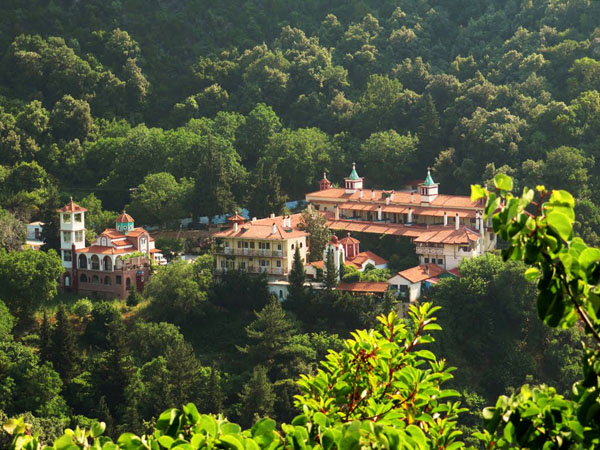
(2, 0, 600, 448)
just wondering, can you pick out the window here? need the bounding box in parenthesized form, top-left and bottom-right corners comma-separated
(250, 242, 255, 249)
(437, 258, 443, 265)
(399, 285, 408, 293)
(126, 278, 131, 288)
(277, 244, 282, 250)
(239, 262, 246, 269)
(62, 231, 72, 242)
(91, 255, 100, 270)
(104, 276, 112, 285)
(80, 274, 87, 283)
(291, 244, 295, 250)
(237, 241, 242, 248)
(116, 275, 122, 285)
(92, 275, 99, 284)
(424, 258, 430, 263)
(78, 254, 87, 269)
(63, 214, 71, 223)
(260, 260, 269, 267)
(279, 290, 283, 299)
(300, 242, 303, 248)
(63, 250, 72, 262)
(75, 213, 82, 222)
(75, 230, 84, 242)
(276, 260, 281, 267)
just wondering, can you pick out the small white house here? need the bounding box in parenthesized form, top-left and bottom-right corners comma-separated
(387, 263, 446, 302)
(26, 221, 45, 250)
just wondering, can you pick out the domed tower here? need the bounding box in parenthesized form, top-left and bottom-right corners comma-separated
(115, 211, 135, 234)
(344, 163, 363, 193)
(323, 235, 345, 280)
(319, 172, 332, 191)
(419, 169, 439, 204)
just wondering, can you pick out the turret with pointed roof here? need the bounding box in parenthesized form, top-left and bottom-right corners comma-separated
(319, 172, 332, 191)
(115, 211, 135, 234)
(344, 163, 363, 193)
(419, 168, 438, 203)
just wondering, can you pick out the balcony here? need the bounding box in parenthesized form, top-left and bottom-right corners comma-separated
(415, 246, 444, 256)
(215, 247, 285, 258)
(215, 266, 285, 276)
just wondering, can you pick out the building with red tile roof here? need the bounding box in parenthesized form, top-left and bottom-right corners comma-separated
(58, 203, 165, 299)
(388, 263, 447, 302)
(336, 281, 389, 296)
(306, 165, 497, 270)
(212, 213, 309, 278)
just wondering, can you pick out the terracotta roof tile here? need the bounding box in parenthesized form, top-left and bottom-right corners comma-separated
(336, 281, 389, 293)
(306, 188, 481, 209)
(350, 250, 388, 266)
(213, 213, 309, 240)
(57, 200, 87, 213)
(77, 245, 131, 255)
(339, 234, 360, 245)
(395, 263, 446, 284)
(116, 212, 134, 223)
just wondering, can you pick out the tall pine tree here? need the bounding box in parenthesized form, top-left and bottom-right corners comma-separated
(238, 365, 276, 428)
(50, 305, 79, 383)
(287, 246, 307, 311)
(324, 248, 339, 290)
(39, 310, 52, 363)
(246, 161, 287, 219)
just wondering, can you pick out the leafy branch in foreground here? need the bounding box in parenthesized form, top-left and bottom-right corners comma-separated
(3, 304, 466, 450)
(471, 175, 600, 449)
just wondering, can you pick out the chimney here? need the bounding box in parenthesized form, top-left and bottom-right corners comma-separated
(307, 204, 313, 213)
(390, 190, 395, 201)
(476, 211, 480, 230)
(377, 205, 382, 221)
(334, 205, 340, 220)
(252, 217, 257, 223)
(359, 190, 363, 199)
(233, 222, 239, 232)
(270, 213, 275, 219)
(408, 208, 413, 224)
(385, 196, 390, 205)
(443, 211, 448, 226)
(272, 223, 277, 234)
(426, 264, 430, 276)
(455, 213, 460, 230)
(410, 192, 415, 203)
(371, 189, 376, 200)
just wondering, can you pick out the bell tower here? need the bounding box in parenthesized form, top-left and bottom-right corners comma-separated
(323, 235, 345, 280)
(58, 198, 87, 269)
(344, 163, 363, 193)
(419, 169, 439, 204)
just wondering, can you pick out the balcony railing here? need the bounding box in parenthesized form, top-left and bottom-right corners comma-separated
(215, 248, 286, 258)
(215, 267, 285, 276)
(415, 247, 444, 256)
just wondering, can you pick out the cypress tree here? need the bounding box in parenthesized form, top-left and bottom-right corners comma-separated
(50, 305, 78, 383)
(287, 246, 306, 307)
(324, 248, 339, 290)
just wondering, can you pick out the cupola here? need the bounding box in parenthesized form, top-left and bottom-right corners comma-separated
(319, 172, 332, 190)
(115, 211, 135, 234)
(419, 169, 439, 204)
(344, 162, 363, 193)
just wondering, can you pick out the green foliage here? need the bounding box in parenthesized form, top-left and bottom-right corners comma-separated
(0, 299, 15, 341)
(298, 209, 331, 263)
(4, 306, 467, 449)
(323, 248, 338, 290)
(0, 248, 63, 319)
(70, 299, 93, 320)
(471, 175, 600, 447)
(0, 209, 25, 251)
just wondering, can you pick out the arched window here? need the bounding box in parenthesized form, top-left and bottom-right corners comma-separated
(115, 257, 123, 270)
(80, 274, 87, 283)
(78, 254, 87, 269)
(126, 277, 131, 288)
(91, 255, 100, 270)
(103, 256, 112, 271)
(104, 276, 112, 285)
(64, 274, 70, 287)
(101, 237, 107, 246)
(92, 275, 99, 284)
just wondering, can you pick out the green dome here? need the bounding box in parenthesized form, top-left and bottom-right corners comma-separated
(347, 163, 360, 180)
(424, 170, 435, 186)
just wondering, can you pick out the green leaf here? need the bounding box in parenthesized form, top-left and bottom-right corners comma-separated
(471, 184, 487, 201)
(524, 267, 539, 282)
(158, 435, 175, 448)
(91, 421, 106, 438)
(550, 190, 575, 208)
(547, 211, 572, 241)
(494, 174, 513, 191)
(218, 434, 245, 450)
(579, 248, 600, 269)
(414, 350, 436, 361)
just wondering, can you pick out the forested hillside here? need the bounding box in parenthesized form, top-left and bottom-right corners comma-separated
(1, 0, 600, 234)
